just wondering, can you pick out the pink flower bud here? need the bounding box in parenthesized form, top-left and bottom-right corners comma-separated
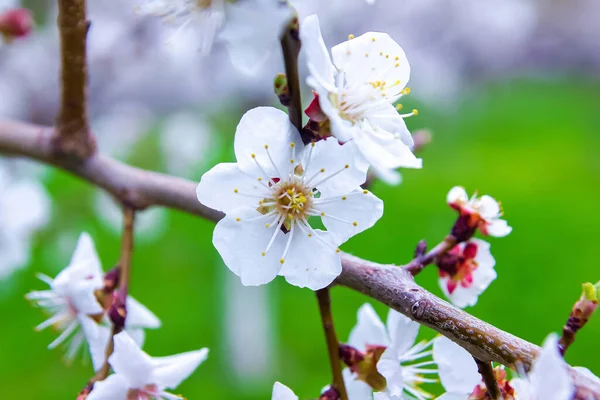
(0, 8, 33, 41)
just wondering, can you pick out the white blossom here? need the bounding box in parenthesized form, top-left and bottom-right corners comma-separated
(300, 14, 421, 184)
(197, 107, 383, 290)
(447, 186, 512, 237)
(510, 334, 574, 400)
(438, 239, 496, 308)
(26, 233, 160, 361)
(0, 162, 50, 279)
(271, 382, 299, 400)
(347, 304, 438, 400)
(136, 0, 226, 54)
(433, 336, 481, 400)
(87, 331, 208, 400)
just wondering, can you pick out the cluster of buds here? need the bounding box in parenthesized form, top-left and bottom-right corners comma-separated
(0, 7, 32, 43)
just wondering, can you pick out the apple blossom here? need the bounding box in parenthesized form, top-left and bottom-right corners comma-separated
(271, 382, 299, 400)
(0, 162, 49, 279)
(300, 14, 422, 184)
(433, 336, 516, 400)
(510, 334, 575, 400)
(447, 186, 512, 238)
(26, 233, 160, 361)
(87, 331, 208, 400)
(137, 0, 293, 75)
(197, 107, 383, 290)
(345, 303, 438, 400)
(436, 238, 496, 308)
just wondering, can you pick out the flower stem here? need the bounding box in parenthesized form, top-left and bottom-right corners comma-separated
(316, 288, 348, 400)
(474, 358, 502, 400)
(404, 235, 457, 276)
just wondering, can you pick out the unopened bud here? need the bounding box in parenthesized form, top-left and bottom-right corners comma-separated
(103, 266, 121, 293)
(414, 240, 427, 258)
(274, 73, 290, 106)
(319, 387, 340, 400)
(108, 290, 127, 330)
(0, 8, 33, 42)
(450, 214, 477, 242)
(339, 343, 364, 372)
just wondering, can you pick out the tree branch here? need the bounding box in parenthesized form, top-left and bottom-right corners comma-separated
(316, 288, 348, 400)
(474, 358, 501, 400)
(55, 0, 95, 159)
(1, 120, 599, 398)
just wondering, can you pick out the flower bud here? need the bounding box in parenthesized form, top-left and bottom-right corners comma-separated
(108, 290, 127, 330)
(274, 73, 290, 106)
(0, 8, 33, 42)
(319, 387, 340, 400)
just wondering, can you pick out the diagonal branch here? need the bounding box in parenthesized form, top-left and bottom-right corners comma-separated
(474, 358, 501, 400)
(55, 0, 95, 159)
(0, 120, 599, 398)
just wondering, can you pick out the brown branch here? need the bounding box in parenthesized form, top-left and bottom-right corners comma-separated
(559, 283, 598, 356)
(1, 120, 599, 398)
(474, 358, 501, 400)
(403, 235, 457, 275)
(280, 16, 302, 131)
(54, 0, 95, 159)
(316, 288, 348, 400)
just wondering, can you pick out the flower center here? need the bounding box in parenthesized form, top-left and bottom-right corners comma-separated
(272, 181, 313, 222)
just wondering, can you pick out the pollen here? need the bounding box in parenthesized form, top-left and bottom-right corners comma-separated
(348, 34, 355, 39)
(258, 177, 262, 181)
(385, 54, 389, 58)
(290, 142, 295, 148)
(379, 51, 383, 56)
(371, 37, 376, 42)
(365, 53, 369, 57)
(344, 164, 349, 169)
(236, 218, 241, 222)
(280, 258, 285, 264)
(353, 221, 358, 226)
(265, 223, 270, 228)
(290, 159, 294, 163)
(321, 212, 325, 216)
(396, 104, 403, 111)
(308, 233, 313, 237)
(261, 252, 266, 256)
(311, 142, 315, 147)
(234, 189, 239, 193)
(395, 63, 400, 67)
(320, 168, 325, 173)
(412, 109, 419, 115)
(251, 153, 256, 158)
(264, 144, 269, 149)
(342, 196, 347, 200)
(401, 87, 411, 95)
(336, 248, 341, 253)
(363, 190, 368, 194)
(395, 56, 399, 60)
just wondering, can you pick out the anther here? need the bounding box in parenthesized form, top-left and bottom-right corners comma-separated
(266, 223, 270, 228)
(371, 37, 376, 42)
(396, 104, 403, 111)
(264, 144, 269, 149)
(362, 190, 368, 194)
(365, 53, 369, 57)
(280, 258, 285, 264)
(412, 109, 419, 115)
(236, 218, 241, 222)
(251, 153, 256, 158)
(348, 34, 354, 39)
(385, 54, 389, 58)
(261, 252, 266, 256)
(290, 142, 295, 148)
(353, 221, 358, 226)
(234, 189, 239, 193)
(342, 196, 347, 200)
(321, 212, 325, 216)
(320, 168, 325, 173)
(336, 248, 341, 253)
(290, 159, 294, 163)
(344, 164, 349, 169)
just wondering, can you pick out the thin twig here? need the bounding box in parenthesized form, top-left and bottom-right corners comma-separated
(55, 0, 95, 159)
(403, 235, 457, 275)
(558, 283, 598, 356)
(316, 288, 348, 400)
(280, 16, 302, 131)
(474, 358, 502, 400)
(77, 208, 135, 399)
(0, 120, 599, 398)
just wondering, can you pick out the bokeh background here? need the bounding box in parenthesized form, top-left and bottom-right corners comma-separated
(1, 0, 599, 398)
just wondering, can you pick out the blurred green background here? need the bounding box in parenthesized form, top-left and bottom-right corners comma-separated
(1, 78, 599, 398)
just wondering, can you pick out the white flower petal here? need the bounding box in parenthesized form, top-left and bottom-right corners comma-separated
(331, 32, 410, 103)
(364, 103, 414, 148)
(386, 309, 419, 357)
(233, 107, 303, 179)
(219, 0, 291, 76)
(377, 352, 404, 396)
(152, 348, 209, 389)
(529, 334, 574, 400)
(69, 280, 105, 315)
(213, 208, 286, 287)
(303, 138, 369, 197)
(316, 189, 383, 245)
(278, 228, 342, 290)
(486, 219, 512, 237)
(53, 232, 104, 292)
(86, 374, 130, 400)
(125, 296, 161, 329)
(348, 303, 389, 349)
(433, 336, 480, 395)
(197, 162, 267, 214)
(109, 332, 154, 389)
(300, 15, 336, 92)
(476, 195, 500, 219)
(271, 382, 299, 400)
(447, 186, 468, 205)
(343, 368, 373, 400)
(79, 316, 111, 372)
(435, 394, 469, 400)
(126, 328, 146, 348)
